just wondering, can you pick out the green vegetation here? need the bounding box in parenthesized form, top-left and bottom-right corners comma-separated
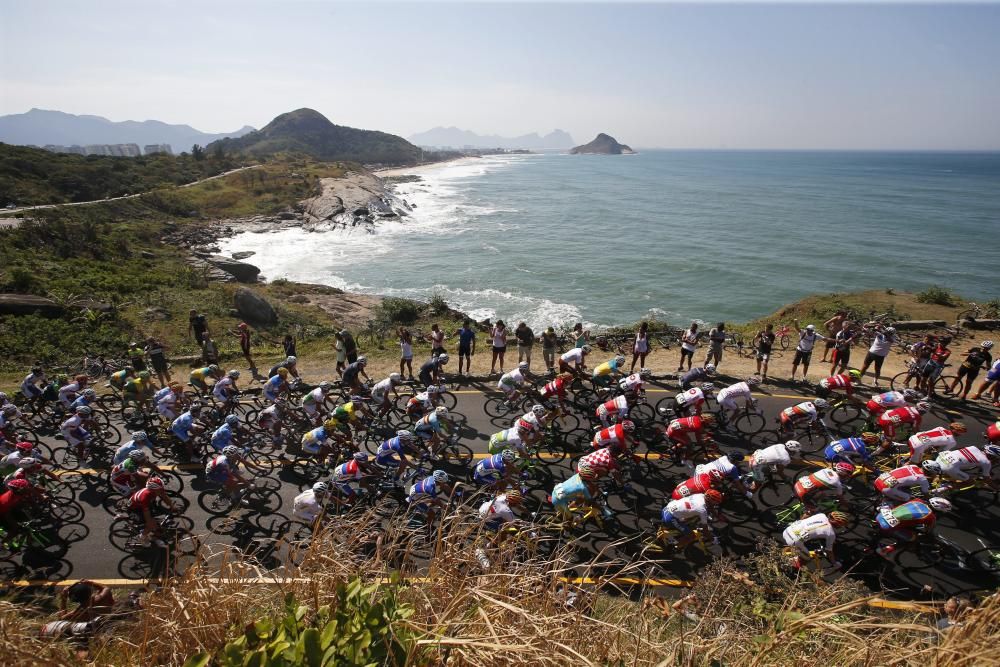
(0, 143, 238, 206)
(374, 297, 422, 326)
(917, 285, 960, 307)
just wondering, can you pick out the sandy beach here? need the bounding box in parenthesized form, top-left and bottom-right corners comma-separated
(373, 155, 482, 178)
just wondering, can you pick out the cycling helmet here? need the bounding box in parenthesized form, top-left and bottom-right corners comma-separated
(206, 364, 219, 374)
(357, 356, 367, 365)
(75, 374, 88, 384)
(286, 356, 297, 365)
(225, 414, 240, 427)
(700, 414, 716, 427)
(828, 511, 850, 527)
(704, 489, 724, 505)
(746, 376, 761, 388)
(7, 478, 30, 493)
(848, 369, 862, 381)
(500, 449, 517, 464)
(581, 345, 592, 354)
(981, 340, 994, 350)
(885, 327, 896, 335)
(929, 497, 953, 512)
(0, 391, 6, 402)
(861, 432, 881, 446)
(812, 399, 829, 410)
(277, 368, 289, 378)
(518, 361, 529, 371)
(805, 324, 816, 331)
(15, 441, 34, 452)
(227, 370, 240, 379)
(505, 488, 523, 504)
(705, 365, 716, 375)
(784, 440, 802, 453)
(428, 385, 445, 394)
(921, 461, 942, 475)
(577, 461, 595, 477)
(915, 401, 931, 414)
(273, 399, 286, 410)
(708, 469, 724, 482)
(389, 373, 402, 383)
(222, 445, 240, 459)
(397, 430, 414, 442)
(948, 422, 967, 434)
(578, 466, 598, 482)
(437, 353, 449, 364)
(138, 371, 151, 380)
(75, 405, 92, 416)
(834, 462, 856, 477)
(435, 406, 449, 418)
(726, 451, 745, 463)
(190, 402, 203, 413)
(319, 381, 332, 391)
(353, 452, 369, 463)
(313, 482, 328, 495)
(902, 389, 921, 400)
(3, 404, 17, 415)
(128, 450, 147, 462)
(31, 366, 42, 374)
(145, 477, 165, 490)
(432, 469, 449, 484)
(531, 404, 546, 417)
(700, 382, 715, 392)
(621, 420, 636, 433)
(614, 355, 626, 366)
(985, 445, 1000, 459)
(82, 388, 97, 399)
(323, 418, 339, 430)
(17, 457, 39, 469)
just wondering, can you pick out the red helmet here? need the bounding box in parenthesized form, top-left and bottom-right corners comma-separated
(834, 462, 856, 477)
(704, 489, 724, 505)
(6, 478, 31, 492)
(15, 441, 34, 452)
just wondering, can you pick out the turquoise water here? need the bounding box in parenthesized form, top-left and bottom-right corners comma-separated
(221, 150, 1000, 328)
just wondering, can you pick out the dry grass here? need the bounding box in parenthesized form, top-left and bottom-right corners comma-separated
(2, 518, 999, 666)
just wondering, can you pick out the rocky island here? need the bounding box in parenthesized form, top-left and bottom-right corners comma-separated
(569, 132, 635, 155)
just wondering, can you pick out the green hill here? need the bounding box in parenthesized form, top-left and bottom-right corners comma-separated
(209, 108, 421, 166)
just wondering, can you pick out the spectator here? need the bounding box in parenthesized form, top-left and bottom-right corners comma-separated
(334, 331, 346, 376)
(202, 337, 219, 365)
(704, 322, 726, 369)
(542, 326, 558, 376)
(230, 322, 255, 371)
(821, 311, 847, 363)
(145, 336, 171, 386)
(490, 320, 508, 376)
(283, 334, 296, 359)
(340, 329, 358, 364)
(829, 321, 857, 375)
(970, 358, 1000, 406)
(678, 322, 700, 372)
(188, 310, 209, 346)
(937, 595, 973, 632)
(631, 322, 649, 372)
(859, 324, 897, 388)
(399, 327, 414, 380)
(515, 321, 535, 369)
(572, 322, 589, 349)
(127, 341, 146, 372)
(754, 323, 776, 380)
(455, 319, 477, 377)
(429, 324, 446, 357)
(921, 336, 952, 397)
(948, 341, 992, 401)
(59, 580, 115, 622)
(790, 319, 826, 382)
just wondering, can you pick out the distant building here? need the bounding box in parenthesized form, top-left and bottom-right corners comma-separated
(42, 143, 143, 157)
(143, 144, 173, 155)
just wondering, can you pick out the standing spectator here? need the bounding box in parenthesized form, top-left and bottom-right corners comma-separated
(490, 320, 508, 376)
(859, 325, 897, 387)
(340, 329, 358, 364)
(515, 321, 535, 369)
(542, 326, 558, 376)
(829, 321, 857, 375)
(334, 331, 347, 376)
(429, 324, 446, 357)
(127, 341, 147, 372)
(188, 310, 209, 346)
(921, 336, 952, 397)
(790, 319, 825, 382)
(631, 322, 649, 372)
(230, 322, 256, 371)
(821, 311, 847, 363)
(678, 322, 700, 372)
(754, 323, 776, 380)
(948, 340, 993, 401)
(455, 320, 477, 377)
(399, 328, 414, 380)
(572, 322, 589, 349)
(970, 357, 1000, 406)
(283, 334, 296, 359)
(145, 336, 171, 386)
(704, 322, 726, 369)
(202, 337, 219, 365)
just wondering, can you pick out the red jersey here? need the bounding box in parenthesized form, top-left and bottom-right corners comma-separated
(879, 407, 921, 429)
(579, 447, 620, 476)
(821, 373, 852, 390)
(667, 416, 705, 435)
(540, 377, 568, 400)
(0, 489, 29, 515)
(592, 423, 627, 449)
(127, 488, 156, 512)
(671, 473, 715, 500)
(874, 465, 925, 493)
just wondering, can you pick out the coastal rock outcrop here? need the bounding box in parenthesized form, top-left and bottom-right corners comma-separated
(0, 293, 63, 317)
(234, 287, 278, 324)
(569, 133, 635, 155)
(203, 255, 261, 283)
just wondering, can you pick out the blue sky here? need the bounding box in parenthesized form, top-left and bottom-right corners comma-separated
(2, 1, 999, 148)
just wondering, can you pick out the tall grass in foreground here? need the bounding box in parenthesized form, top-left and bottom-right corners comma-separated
(0, 511, 998, 665)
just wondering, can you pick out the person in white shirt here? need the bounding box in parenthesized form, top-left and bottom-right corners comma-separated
(292, 483, 330, 526)
(748, 440, 802, 489)
(790, 319, 828, 382)
(859, 325, 898, 388)
(782, 512, 848, 570)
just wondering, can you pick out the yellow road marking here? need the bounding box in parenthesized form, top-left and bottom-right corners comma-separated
(454, 388, 806, 400)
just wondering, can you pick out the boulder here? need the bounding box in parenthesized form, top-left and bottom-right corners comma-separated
(143, 306, 171, 321)
(960, 318, 1000, 330)
(0, 293, 63, 317)
(234, 287, 277, 324)
(231, 251, 256, 260)
(278, 211, 297, 220)
(205, 255, 261, 283)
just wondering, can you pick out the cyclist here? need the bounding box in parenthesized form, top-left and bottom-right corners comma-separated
(154, 382, 186, 421)
(257, 400, 286, 446)
(122, 371, 155, 411)
(874, 463, 930, 504)
(679, 364, 716, 390)
(672, 383, 714, 418)
(189, 364, 222, 395)
(300, 418, 346, 467)
(595, 391, 639, 427)
(1, 441, 50, 475)
(267, 355, 300, 380)
(822, 433, 879, 467)
(877, 402, 927, 441)
(371, 373, 404, 416)
(695, 452, 753, 498)
(904, 423, 966, 464)
(126, 477, 179, 548)
(205, 445, 254, 505)
(301, 381, 335, 426)
(970, 357, 1000, 405)
(60, 405, 96, 460)
(112, 431, 153, 466)
(375, 430, 423, 482)
(817, 369, 863, 401)
(747, 440, 802, 491)
(69, 387, 100, 414)
(58, 375, 89, 410)
(478, 487, 524, 533)
(342, 356, 371, 393)
(406, 385, 447, 418)
(988, 419, 1000, 446)
(783, 512, 849, 570)
(418, 354, 448, 388)
(716, 377, 761, 424)
(660, 490, 724, 545)
(20, 366, 47, 400)
(107, 366, 135, 393)
(619, 371, 648, 395)
(921, 445, 996, 489)
(793, 462, 854, 514)
(592, 354, 626, 388)
(4, 457, 61, 488)
(865, 389, 920, 420)
(515, 404, 551, 448)
(488, 425, 530, 458)
(212, 370, 241, 407)
(671, 469, 725, 500)
(558, 345, 591, 375)
(0, 479, 44, 541)
(0, 404, 27, 432)
(778, 399, 829, 436)
(473, 450, 520, 490)
(665, 414, 717, 466)
(292, 482, 330, 528)
(407, 469, 454, 527)
(170, 402, 207, 463)
(591, 420, 637, 453)
(210, 414, 244, 454)
(109, 451, 162, 495)
(874, 497, 951, 557)
(262, 367, 291, 402)
(331, 452, 376, 506)
(498, 362, 531, 403)
(577, 449, 630, 486)
(539, 372, 574, 411)
(948, 340, 993, 401)
(551, 467, 604, 521)
(332, 398, 372, 438)
(414, 406, 452, 455)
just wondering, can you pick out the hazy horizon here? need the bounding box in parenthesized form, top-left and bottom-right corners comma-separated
(3, 1, 1000, 150)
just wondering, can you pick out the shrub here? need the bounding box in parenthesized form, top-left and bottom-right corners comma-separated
(916, 285, 958, 306)
(428, 292, 449, 316)
(375, 297, 420, 325)
(5, 266, 38, 293)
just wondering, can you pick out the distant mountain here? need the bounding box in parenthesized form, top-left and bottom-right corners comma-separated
(210, 108, 421, 166)
(408, 127, 575, 150)
(570, 133, 635, 155)
(0, 108, 254, 155)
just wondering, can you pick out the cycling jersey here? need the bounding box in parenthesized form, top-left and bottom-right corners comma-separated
(875, 464, 928, 501)
(110, 460, 140, 490)
(488, 428, 525, 455)
(592, 358, 622, 378)
(0, 408, 22, 430)
(156, 389, 180, 417)
(823, 438, 871, 464)
(376, 436, 411, 465)
(695, 454, 740, 481)
(866, 391, 907, 416)
(300, 426, 333, 454)
(780, 402, 818, 426)
(205, 454, 235, 483)
(666, 415, 708, 445)
(58, 382, 81, 407)
(210, 423, 237, 452)
(540, 377, 569, 401)
(680, 367, 710, 389)
(516, 411, 543, 434)
(793, 468, 843, 500)
(672, 473, 715, 500)
(819, 373, 852, 391)
(579, 447, 620, 478)
(878, 406, 921, 438)
(257, 405, 281, 427)
(60, 414, 90, 445)
(212, 377, 236, 401)
(560, 348, 585, 366)
(474, 454, 510, 484)
(69, 395, 96, 413)
(263, 375, 286, 401)
(113, 440, 144, 466)
(750, 443, 792, 467)
(333, 402, 358, 423)
(596, 395, 630, 420)
(551, 474, 592, 512)
(302, 387, 325, 407)
(875, 500, 935, 533)
(21, 371, 47, 397)
(415, 413, 447, 439)
(592, 423, 627, 450)
(127, 488, 156, 512)
(783, 513, 836, 553)
(171, 412, 197, 442)
(122, 378, 148, 397)
(371, 378, 394, 401)
(332, 459, 363, 483)
(153, 386, 173, 403)
(663, 494, 711, 527)
(190, 367, 214, 382)
(408, 477, 444, 504)
(292, 489, 325, 523)
(936, 446, 991, 481)
(717, 382, 751, 409)
(986, 421, 1000, 446)
(907, 427, 958, 463)
(498, 368, 526, 390)
(479, 495, 516, 528)
(675, 387, 706, 410)
(108, 370, 130, 389)
(619, 374, 644, 393)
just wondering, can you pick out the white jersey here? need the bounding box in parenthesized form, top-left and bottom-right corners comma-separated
(603, 395, 630, 413)
(58, 382, 80, 406)
(517, 411, 541, 433)
(619, 374, 644, 392)
(560, 348, 584, 365)
(371, 378, 394, 400)
(937, 446, 991, 479)
(675, 387, 705, 406)
(695, 455, 737, 480)
(302, 387, 326, 405)
(665, 494, 710, 526)
(21, 371, 46, 393)
(751, 444, 791, 467)
(783, 513, 836, 551)
(871, 391, 907, 409)
(213, 377, 235, 400)
(258, 404, 281, 425)
(499, 368, 526, 390)
(292, 490, 325, 523)
(908, 428, 957, 453)
(478, 495, 516, 524)
(718, 382, 751, 405)
(60, 414, 84, 432)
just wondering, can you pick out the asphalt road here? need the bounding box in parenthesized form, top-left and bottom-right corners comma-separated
(3, 374, 999, 600)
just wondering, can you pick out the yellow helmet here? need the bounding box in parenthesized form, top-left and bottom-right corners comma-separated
(323, 418, 338, 430)
(277, 367, 289, 378)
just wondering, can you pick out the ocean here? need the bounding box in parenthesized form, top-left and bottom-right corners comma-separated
(219, 150, 1000, 329)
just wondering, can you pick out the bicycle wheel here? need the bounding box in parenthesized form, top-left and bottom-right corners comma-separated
(484, 396, 518, 419)
(733, 411, 766, 436)
(439, 443, 473, 465)
(779, 335, 790, 351)
(198, 489, 234, 515)
(890, 370, 921, 393)
(934, 375, 963, 398)
(630, 402, 655, 423)
(653, 396, 677, 420)
(440, 391, 458, 411)
(551, 411, 581, 433)
(968, 546, 1000, 575)
(55, 445, 85, 471)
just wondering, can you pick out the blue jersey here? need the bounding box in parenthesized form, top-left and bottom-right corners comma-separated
(171, 412, 195, 435)
(302, 426, 329, 446)
(113, 440, 140, 465)
(378, 436, 406, 454)
(70, 395, 95, 412)
(681, 367, 709, 388)
(153, 386, 173, 403)
(477, 453, 507, 473)
(264, 375, 285, 396)
(410, 477, 441, 500)
(552, 474, 591, 505)
(415, 413, 445, 434)
(211, 423, 236, 451)
(824, 437, 871, 463)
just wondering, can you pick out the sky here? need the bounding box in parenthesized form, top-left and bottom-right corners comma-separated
(2, 1, 1000, 149)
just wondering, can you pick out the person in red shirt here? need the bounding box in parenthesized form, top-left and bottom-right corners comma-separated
(671, 469, 724, 500)
(230, 322, 256, 371)
(0, 478, 40, 542)
(126, 476, 179, 547)
(920, 337, 952, 397)
(665, 414, 717, 466)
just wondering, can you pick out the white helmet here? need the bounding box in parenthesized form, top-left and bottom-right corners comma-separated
(700, 382, 715, 392)
(286, 356, 297, 365)
(397, 430, 414, 441)
(915, 401, 931, 414)
(705, 365, 716, 375)
(532, 404, 546, 416)
(437, 353, 449, 364)
(435, 406, 449, 418)
(432, 469, 449, 484)
(357, 356, 367, 365)
(922, 460, 942, 475)
(518, 361, 529, 371)
(812, 398, 829, 410)
(615, 355, 626, 366)
(982, 340, 995, 350)
(746, 376, 761, 387)
(313, 482, 328, 495)
(902, 389, 921, 400)
(928, 497, 952, 513)
(784, 440, 802, 453)
(227, 369, 240, 379)
(581, 345, 592, 354)
(389, 373, 402, 383)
